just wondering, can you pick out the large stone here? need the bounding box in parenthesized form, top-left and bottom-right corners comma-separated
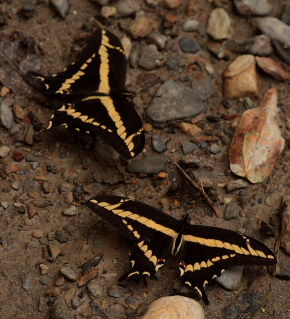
(207, 8, 232, 40)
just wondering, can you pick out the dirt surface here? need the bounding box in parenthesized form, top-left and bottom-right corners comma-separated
(0, 1, 290, 318)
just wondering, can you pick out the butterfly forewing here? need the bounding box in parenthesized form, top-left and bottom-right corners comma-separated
(85, 195, 276, 304)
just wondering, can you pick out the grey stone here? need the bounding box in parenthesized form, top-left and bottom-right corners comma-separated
(191, 74, 212, 95)
(182, 19, 199, 32)
(71, 297, 82, 310)
(87, 279, 103, 298)
(209, 144, 221, 154)
(55, 230, 67, 243)
(167, 57, 179, 69)
(0, 145, 10, 158)
(152, 135, 166, 153)
(138, 44, 166, 70)
(229, 35, 273, 56)
(275, 266, 290, 280)
(50, 0, 70, 19)
(25, 153, 36, 162)
(146, 80, 207, 123)
(108, 284, 122, 298)
(0, 100, 13, 129)
(12, 181, 21, 190)
(226, 179, 250, 193)
(224, 201, 240, 220)
(60, 265, 77, 281)
(179, 36, 199, 53)
(215, 266, 243, 291)
(115, 0, 140, 17)
(127, 155, 169, 174)
(282, 4, 290, 26)
(63, 206, 77, 216)
(234, 0, 273, 16)
(182, 141, 198, 154)
(147, 32, 168, 50)
(22, 278, 33, 291)
(258, 17, 290, 47)
(1, 202, 10, 209)
(59, 182, 73, 194)
(51, 299, 71, 319)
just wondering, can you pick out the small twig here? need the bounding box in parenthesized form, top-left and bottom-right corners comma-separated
(174, 162, 221, 217)
(273, 196, 284, 275)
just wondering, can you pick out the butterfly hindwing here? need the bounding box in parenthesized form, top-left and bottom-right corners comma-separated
(179, 225, 276, 304)
(85, 195, 276, 304)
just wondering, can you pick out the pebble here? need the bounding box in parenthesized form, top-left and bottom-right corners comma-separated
(163, 0, 181, 9)
(182, 19, 199, 32)
(0, 86, 9, 97)
(179, 36, 199, 53)
(146, 80, 207, 123)
(255, 56, 290, 82)
(71, 297, 82, 310)
(5, 163, 20, 175)
(282, 4, 290, 25)
(108, 284, 122, 298)
(223, 54, 259, 100)
(207, 41, 226, 59)
(182, 141, 198, 154)
(281, 201, 290, 254)
(1, 202, 10, 209)
(60, 265, 78, 281)
(275, 266, 290, 280)
(147, 32, 168, 50)
(55, 230, 67, 243)
(22, 278, 33, 291)
(127, 155, 169, 174)
(39, 278, 49, 285)
(87, 279, 103, 298)
(215, 266, 243, 291)
(233, 0, 273, 16)
(78, 268, 98, 287)
(12, 152, 24, 162)
(0, 100, 13, 129)
(225, 179, 249, 193)
(125, 296, 137, 305)
(12, 181, 21, 190)
(229, 35, 272, 56)
(121, 36, 132, 59)
(48, 243, 61, 260)
(24, 124, 34, 145)
(59, 182, 73, 194)
(63, 206, 77, 216)
(224, 201, 240, 220)
(25, 153, 36, 162)
(258, 17, 290, 48)
(209, 144, 221, 154)
(207, 8, 232, 40)
(47, 287, 61, 297)
(13, 104, 26, 120)
(50, 299, 70, 319)
(50, 0, 69, 19)
(138, 44, 166, 70)
(93, 0, 110, 5)
(101, 6, 116, 18)
(115, 0, 140, 16)
(27, 206, 38, 218)
(128, 16, 152, 38)
(32, 230, 44, 238)
(167, 57, 179, 69)
(272, 40, 290, 65)
(0, 145, 10, 158)
(152, 136, 166, 153)
(142, 296, 205, 319)
(39, 263, 50, 275)
(179, 123, 201, 137)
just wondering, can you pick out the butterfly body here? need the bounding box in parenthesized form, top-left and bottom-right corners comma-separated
(33, 29, 144, 158)
(86, 195, 276, 304)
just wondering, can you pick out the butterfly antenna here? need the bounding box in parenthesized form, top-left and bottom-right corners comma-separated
(0, 47, 43, 93)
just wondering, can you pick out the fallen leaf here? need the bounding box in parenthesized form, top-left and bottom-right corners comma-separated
(229, 88, 284, 183)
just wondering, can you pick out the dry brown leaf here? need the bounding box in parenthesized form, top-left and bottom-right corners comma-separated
(229, 88, 284, 183)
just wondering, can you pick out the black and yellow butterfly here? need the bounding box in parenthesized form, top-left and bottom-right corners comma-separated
(32, 29, 144, 159)
(86, 195, 276, 305)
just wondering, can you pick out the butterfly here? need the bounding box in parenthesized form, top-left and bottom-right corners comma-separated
(86, 195, 276, 304)
(31, 29, 145, 159)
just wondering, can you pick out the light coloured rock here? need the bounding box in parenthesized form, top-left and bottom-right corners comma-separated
(234, 0, 273, 16)
(142, 296, 205, 319)
(223, 55, 259, 99)
(207, 8, 232, 40)
(258, 17, 290, 47)
(101, 6, 116, 18)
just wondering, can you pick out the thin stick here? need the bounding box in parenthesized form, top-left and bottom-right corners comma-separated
(174, 162, 221, 217)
